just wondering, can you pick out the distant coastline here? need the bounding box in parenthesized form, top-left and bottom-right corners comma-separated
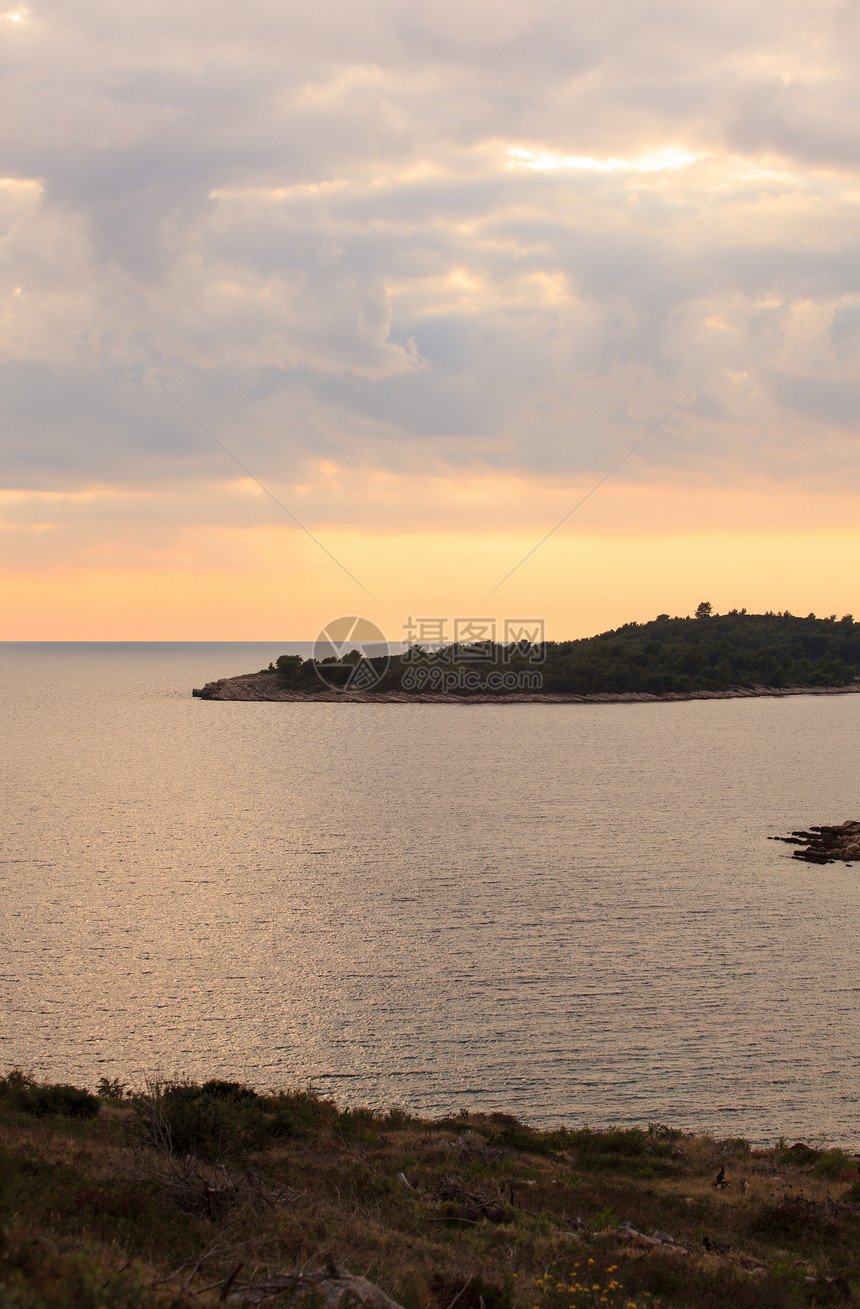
(195, 611, 860, 702)
(193, 670, 860, 704)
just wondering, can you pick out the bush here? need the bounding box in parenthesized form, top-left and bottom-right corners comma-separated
(196, 1079, 260, 1103)
(591, 1203, 619, 1231)
(568, 1126, 649, 1168)
(779, 1140, 821, 1166)
(1, 1071, 99, 1119)
(487, 1121, 556, 1155)
(96, 1076, 129, 1103)
(378, 1105, 413, 1129)
(270, 1086, 336, 1136)
(0, 1068, 35, 1101)
(136, 1081, 264, 1157)
(720, 1137, 751, 1158)
(813, 1147, 857, 1181)
(336, 1105, 376, 1134)
(1, 1070, 99, 1118)
(132, 1080, 337, 1159)
(20, 1084, 100, 1119)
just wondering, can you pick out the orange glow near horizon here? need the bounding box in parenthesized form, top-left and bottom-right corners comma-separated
(2, 519, 858, 642)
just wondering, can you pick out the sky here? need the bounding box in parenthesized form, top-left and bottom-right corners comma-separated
(2, 0, 859, 641)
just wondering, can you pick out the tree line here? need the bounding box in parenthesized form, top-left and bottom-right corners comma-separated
(273, 608, 860, 696)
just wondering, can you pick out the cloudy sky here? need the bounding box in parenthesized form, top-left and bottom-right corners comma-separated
(2, 0, 859, 639)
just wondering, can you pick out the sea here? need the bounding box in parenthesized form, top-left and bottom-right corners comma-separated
(2, 642, 860, 1147)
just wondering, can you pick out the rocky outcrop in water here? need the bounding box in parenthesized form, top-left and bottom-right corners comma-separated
(771, 820, 860, 863)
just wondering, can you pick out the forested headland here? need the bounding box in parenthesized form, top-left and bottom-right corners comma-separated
(271, 608, 860, 698)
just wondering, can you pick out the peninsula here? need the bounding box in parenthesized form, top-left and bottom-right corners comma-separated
(194, 609, 860, 703)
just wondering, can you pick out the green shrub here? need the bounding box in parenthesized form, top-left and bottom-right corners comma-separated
(20, 1084, 100, 1119)
(0, 1068, 35, 1102)
(336, 1105, 377, 1139)
(568, 1126, 649, 1168)
(270, 1086, 336, 1135)
(142, 1081, 264, 1157)
(490, 1122, 557, 1155)
(379, 1105, 413, 1129)
(195, 1078, 259, 1102)
(780, 1140, 820, 1166)
(132, 1080, 338, 1158)
(591, 1204, 619, 1231)
(813, 1147, 856, 1180)
(96, 1076, 129, 1103)
(1, 1070, 99, 1119)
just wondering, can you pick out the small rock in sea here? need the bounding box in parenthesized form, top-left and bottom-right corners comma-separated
(771, 820, 860, 863)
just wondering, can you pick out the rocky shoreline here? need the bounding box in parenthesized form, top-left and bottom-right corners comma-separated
(771, 819, 860, 864)
(193, 670, 860, 705)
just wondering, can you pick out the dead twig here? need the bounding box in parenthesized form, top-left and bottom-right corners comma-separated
(445, 1274, 473, 1309)
(100, 1261, 131, 1290)
(219, 1262, 244, 1300)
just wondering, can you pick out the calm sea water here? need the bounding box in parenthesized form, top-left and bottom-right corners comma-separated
(2, 643, 860, 1146)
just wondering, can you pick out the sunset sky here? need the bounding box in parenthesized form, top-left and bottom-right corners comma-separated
(2, 0, 859, 640)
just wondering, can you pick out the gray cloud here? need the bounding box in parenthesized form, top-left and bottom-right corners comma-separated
(2, 0, 860, 523)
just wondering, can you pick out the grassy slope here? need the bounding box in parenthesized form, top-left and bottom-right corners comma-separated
(1, 1077, 859, 1307)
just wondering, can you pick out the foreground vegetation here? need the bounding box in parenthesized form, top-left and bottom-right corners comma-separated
(2, 1070, 860, 1307)
(273, 610, 860, 697)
